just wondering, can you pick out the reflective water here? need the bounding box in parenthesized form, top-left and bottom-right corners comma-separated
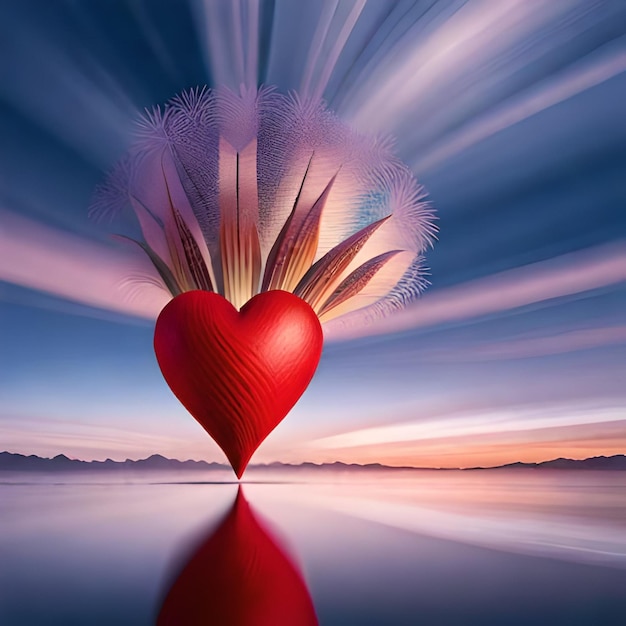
(2, 469, 626, 625)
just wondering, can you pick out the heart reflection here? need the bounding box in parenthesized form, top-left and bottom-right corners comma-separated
(156, 487, 318, 626)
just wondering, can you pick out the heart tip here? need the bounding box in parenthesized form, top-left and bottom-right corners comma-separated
(230, 455, 251, 479)
(228, 454, 251, 480)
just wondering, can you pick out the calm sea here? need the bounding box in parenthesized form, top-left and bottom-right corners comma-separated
(2, 469, 626, 625)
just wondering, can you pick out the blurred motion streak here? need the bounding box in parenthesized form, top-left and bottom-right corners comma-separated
(423, 325, 626, 362)
(326, 241, 626, 340)
(274, 470, 626, 570)
(3, 208, 624, 341)
(410, 40, 626, 173)
(0, 209, 168, 319)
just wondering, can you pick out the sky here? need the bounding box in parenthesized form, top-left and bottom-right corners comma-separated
(1, 0, 625, 468)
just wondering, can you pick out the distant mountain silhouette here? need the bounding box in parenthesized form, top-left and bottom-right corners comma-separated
(489, 455, 626, 471)
(0, 452, 227, 472)
(1, 451, 625, 472)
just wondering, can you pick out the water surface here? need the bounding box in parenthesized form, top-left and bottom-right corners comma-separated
(2, 469, 626, 625)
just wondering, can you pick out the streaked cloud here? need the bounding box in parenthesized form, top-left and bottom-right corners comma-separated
(422, 325, 626, 362)
(326, 242, 626, 340)
(0, 209, 168, 319)
(312, 404, 626, 451)
(0, 413, 223, 463)
(0, 5, 137, 165)
(411, 39, 626, 173)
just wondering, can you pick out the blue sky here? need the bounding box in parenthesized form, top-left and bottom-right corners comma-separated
(1, 0, 625, 465)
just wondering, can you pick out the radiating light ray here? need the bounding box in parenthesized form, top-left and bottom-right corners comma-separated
(289, 423, 626, 469)
(328, 0, 463, 110)
(266, 0, 381, 97)
(0, 209, 167, 319)
(411, 38, 626, 173)
(0, 414, 206, 461)
(0, 6, 139, 166)
(300, 0, 340, 98)
(325, 242, 626, 340)
(312, 404, 626, 451)
(193, 0, 260, 90)
(422, 325, 626, 362)
(126, 0, 182, 84)
(338, 0, 626, 161)
(344, 0, 549, 130)
(3, 2, 620, 337)
(307, 0, 367, 102)
(4, 216, 623, 342)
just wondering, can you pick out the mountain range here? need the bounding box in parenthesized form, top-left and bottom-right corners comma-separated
(1, 451, 625, 471)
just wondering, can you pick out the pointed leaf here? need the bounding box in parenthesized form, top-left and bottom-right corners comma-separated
(172, 207, 213, 292)
(113, 234, 182, 297)
(261, 154, 313, 292)
(318, 250, 402, 317)
(294, 214, 391, 309)
(262, 161, 336, 293)
(219, 140, 262, 309)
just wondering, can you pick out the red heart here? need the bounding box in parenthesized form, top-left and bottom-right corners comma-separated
(154, 290, 323, 477)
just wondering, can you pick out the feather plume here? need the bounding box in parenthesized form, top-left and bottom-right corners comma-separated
(91, 87, 436, 332)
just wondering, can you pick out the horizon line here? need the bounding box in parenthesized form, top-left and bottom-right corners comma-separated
(2, 450, 625, 472)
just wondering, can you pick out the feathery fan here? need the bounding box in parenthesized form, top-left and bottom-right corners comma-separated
(92, 86, 436, 328)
